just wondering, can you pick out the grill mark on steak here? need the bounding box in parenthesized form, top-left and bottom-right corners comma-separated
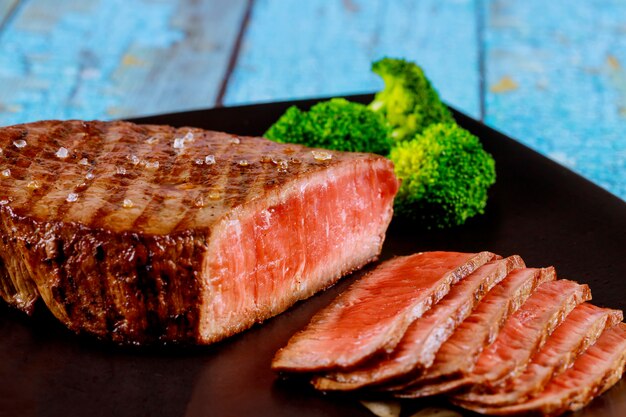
(2, 126, 36, 180)
(47, 123, 109, 220)
(68, 121, 126, 227)
(455, 323, 626, 416)
(164, 129, 204, 234)
(62, 122, 111, 225)
(99, 125, 168, 231)
(154, 128, 232, 234)
(193, 133, 234, 227)
(42, 123, 79, 219)
(130, 128, 177, 231)
(132, 193, 166, 232)
(174, 130, 222, 230)
(221, 138, 259, 210)
(16, 123, 67, 213)
(55, 123, 114, 222)
(177, 158, 238, 234)
(2, 121, 385, 234)
(90, 123, 153, 229)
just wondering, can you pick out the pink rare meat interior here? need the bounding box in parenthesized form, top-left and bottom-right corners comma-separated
(313, 255, 524, 390)
(272, 251, 496, 372)
(396, 267, 557, 397)
(200, 161, 399, 341)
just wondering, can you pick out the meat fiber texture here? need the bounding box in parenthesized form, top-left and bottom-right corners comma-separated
(0, 120, 399, 344)
(455, 303, 623, 408)
(451, 279, 592, 393)
(312, 256, 524, 390)
(395, 267, 556, 397)
(272, 251, 496, 372)
(274, 251, 626, 417)
(459, 323, 626, 416)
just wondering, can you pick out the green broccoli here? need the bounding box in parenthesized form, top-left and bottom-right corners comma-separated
(370, 57, 454, 143)
(389, 123, 496, 228)
(264, 98, 392, 155)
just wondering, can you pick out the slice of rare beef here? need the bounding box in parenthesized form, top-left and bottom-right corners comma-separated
(272, 251, 496, 372)
(450, 279, 591, 394)
(457, 303, 622, 406)
(0, 120, 399, 344)
(312, 255, 524, 390)
(395, 267, 556, 397)
(456, 323, 626, 416)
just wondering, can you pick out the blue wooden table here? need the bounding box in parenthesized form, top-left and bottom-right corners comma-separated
(1, 0, 625, 200)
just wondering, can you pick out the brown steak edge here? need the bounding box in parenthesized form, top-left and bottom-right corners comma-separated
(0, 209, 207, 344)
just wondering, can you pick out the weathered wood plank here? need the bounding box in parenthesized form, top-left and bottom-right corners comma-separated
(224, 0, 481, 118)
(3, 0, 623, 199)
(483, 0, 626, 199)
(109, 0, 249, 118)
(0, 0, 247, 125)
(0, 0, 20, 26)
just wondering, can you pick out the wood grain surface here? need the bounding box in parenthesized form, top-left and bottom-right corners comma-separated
(0, 0, 246, 121)
(482, 0, 626, 200)
(224, 0, 480, 118)
(0, 0, 624, 199)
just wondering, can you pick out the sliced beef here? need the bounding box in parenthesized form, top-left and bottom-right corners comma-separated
(457, 303, 623, 406)
(449, 279, 591, 394)
(395, 267, 556, 397)
(312, 255, 524, 390)
(272, 251, 496, 372)
(457, 323, 626, 416)
(0, 120, 399, 344)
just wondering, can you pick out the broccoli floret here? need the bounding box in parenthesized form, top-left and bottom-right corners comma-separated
(370, 57, 454, 143)
(263, 106, 308, 145)
(264, 98, 392, 155)
(389, 123, 496, 228)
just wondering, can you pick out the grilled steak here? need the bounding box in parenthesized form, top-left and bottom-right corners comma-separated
(0, 120, 399, 344)
(456, 303, 622, 407)
(457, 323, 626, 416)
(451, 280, 592, 394)
(395, 267, 556, 397)
(271, 251, 496, 372)
(271, 248, 625, 416)
(313, 256, 524, 390)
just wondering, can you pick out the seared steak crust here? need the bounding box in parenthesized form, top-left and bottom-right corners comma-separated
(0, 215, 207, 342)
(0, 120, 399, 344)
(0, 121, 383, 233)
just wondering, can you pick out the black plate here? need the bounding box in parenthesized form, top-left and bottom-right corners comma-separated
(1, 95, 625, 417)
